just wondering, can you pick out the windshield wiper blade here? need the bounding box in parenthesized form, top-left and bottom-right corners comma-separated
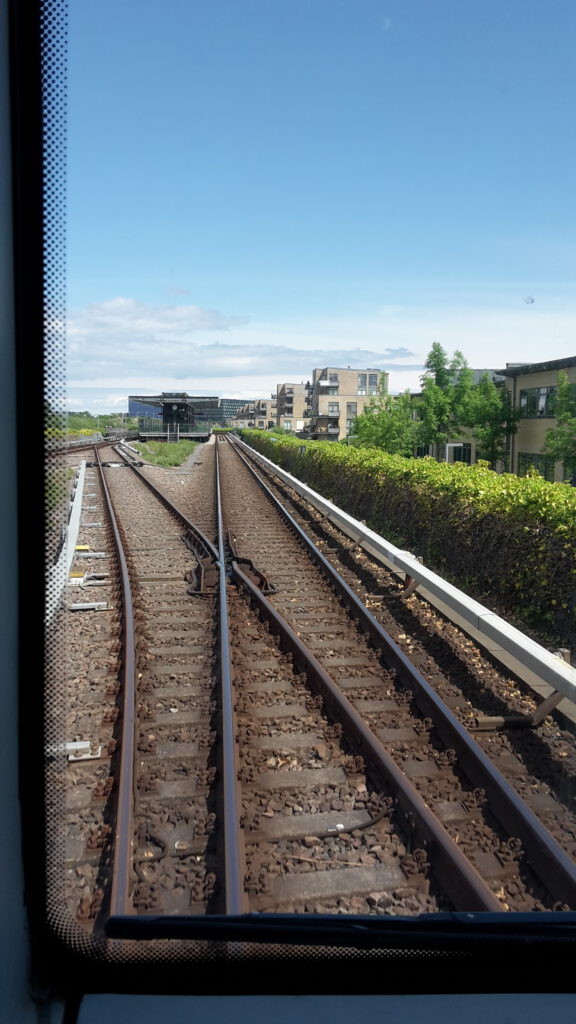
(106, 912, 576, 946)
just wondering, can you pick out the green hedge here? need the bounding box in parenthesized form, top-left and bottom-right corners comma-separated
(240, 430, 576, 643)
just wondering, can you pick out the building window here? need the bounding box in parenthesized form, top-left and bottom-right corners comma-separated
(564, 457, 576, 482)
(519, 386, 557, 417)
(257, 420, 265, 428)
(328, 402, 339, 415)
(283, 420, 292, 430)
(345, 403, 357, 436)
(518, 452, 555, 482)
(368, 372, 379, 395)
(357, 373, 367, 395)
(415, 445, 430, 458)
(452, 443, 472, 464)
(329, 373, 339, 384)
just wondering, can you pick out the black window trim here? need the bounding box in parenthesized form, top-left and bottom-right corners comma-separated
(10, 0, 576, 1000)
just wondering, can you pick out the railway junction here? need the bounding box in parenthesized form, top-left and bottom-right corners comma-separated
(51, 433, 576, 940)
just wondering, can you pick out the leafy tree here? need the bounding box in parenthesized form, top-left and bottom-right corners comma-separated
(544, 371, 576, 472)
(424, 341, 452, 390)
(419, 345, 475, 457)
(354, 391, 420, 456)
(417, 378, 452, 455)
(463, 373, 518, 468)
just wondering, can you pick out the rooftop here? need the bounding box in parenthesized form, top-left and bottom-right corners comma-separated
(495, 356, 576, 377)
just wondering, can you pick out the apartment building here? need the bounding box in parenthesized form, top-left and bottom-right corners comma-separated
(306, 367, 389, 441)
(276, 382, 308, 433)
(229, 397, 277, 430)
(254, 398, 277, 428)
(497, 356, 576, 481)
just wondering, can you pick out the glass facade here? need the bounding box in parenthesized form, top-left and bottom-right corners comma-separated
(519, 386, 557, 417)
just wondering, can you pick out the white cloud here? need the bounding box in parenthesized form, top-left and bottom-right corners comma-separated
(65, 295, 576, 410)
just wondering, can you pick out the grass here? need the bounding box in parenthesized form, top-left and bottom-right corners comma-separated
(133, 440, 198, 467)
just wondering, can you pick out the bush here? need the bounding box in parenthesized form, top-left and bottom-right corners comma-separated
(240, 430, 576, 643)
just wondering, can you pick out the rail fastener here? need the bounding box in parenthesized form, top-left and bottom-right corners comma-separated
(69, 601, 110, 612)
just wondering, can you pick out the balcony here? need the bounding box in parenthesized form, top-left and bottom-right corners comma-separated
(309, 427, 339, 440)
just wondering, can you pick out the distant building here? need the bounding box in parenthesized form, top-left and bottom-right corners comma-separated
(228, 397, 277, 430)
(255, 398, 277, 429)
(128, 392, 221, 438)
(219, 397, 251, 420)
(306, 367, 389, 441)
(469, 368, 507, 386)
(496, 356, 576, 481)
(128, 393, 259, 435)
(276, 382, 308, 433)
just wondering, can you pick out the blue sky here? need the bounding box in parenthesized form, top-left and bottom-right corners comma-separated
(67, 0, 576, 411)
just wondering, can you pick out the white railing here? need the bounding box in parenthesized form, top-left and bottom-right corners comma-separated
(46, 460, 87, 626)
(235, 437, 576, 706)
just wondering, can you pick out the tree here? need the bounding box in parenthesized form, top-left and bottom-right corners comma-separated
(544, 371, 576, 472)
(418, 344, 475, 458)
(424, 341, 452, 390)
(354, 391, 420, 456)
(463, 373, 518, 469)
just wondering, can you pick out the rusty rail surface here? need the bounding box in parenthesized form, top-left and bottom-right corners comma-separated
(113, 445, 220, 563)
(227, 436, 576, 907)
(215, 442, 246, 913)
(232, 559, 501, 911)
(93, 448, 136, 917)
(103, 443, 245, 924)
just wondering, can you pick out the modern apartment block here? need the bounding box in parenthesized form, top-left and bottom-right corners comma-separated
(497, 356, 576, 481)
(254, 398, 277, 428)
(229, 397, 277, 430)
(305, 367, 389, 441)
(276, 382, 308, 433)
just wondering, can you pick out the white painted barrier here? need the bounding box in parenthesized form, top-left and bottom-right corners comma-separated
(46, 460, 87, 626)
(236, 437, 576, 707)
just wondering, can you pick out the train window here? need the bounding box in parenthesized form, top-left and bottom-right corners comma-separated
(11, 0, 576, 1001)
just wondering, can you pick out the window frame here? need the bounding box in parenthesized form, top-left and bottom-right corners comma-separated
(518, 451, 556, 482)
(11, 0, 576, 998)
(519, 385, 557, 418)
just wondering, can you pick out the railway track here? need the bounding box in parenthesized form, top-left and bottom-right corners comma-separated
(62, 436, 576, 929)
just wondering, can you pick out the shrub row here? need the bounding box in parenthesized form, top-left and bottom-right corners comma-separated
(240, 430, 576, 644)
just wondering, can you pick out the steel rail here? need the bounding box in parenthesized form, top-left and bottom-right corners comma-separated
(232, 559, 501, 911)
(112, 445, 220, 563)
(104, 442, 245, 920)
(102, 446, 221, 921)
(93, 448, 136, 917)
(215, 442, 246, 913)
(227, 437, 576, 907)
(231, 434, 576, 706)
